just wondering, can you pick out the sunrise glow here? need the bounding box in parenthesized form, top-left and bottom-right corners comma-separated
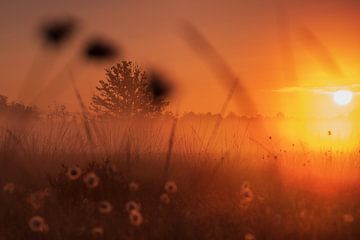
(1, 1, 360, 239)
(333, 90, 353, 106)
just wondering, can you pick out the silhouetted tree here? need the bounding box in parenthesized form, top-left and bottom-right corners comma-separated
(276, 112, 285, 119)
(0, 94, 39, 119)
(90, 61, 169, 117)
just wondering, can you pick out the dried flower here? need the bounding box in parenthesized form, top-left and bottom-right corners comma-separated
(83, 172, 99, 189)
(129, 209, 143, 227)
(241, 188, 254, 202)
(66, 165, 82, 180)
(164, 181, 178, 194)
(125, 201, 141, 212)
(160, 193, 171, 205)
(28, 216, 48, 233)
(98, 201, 113, 214)
(239, 181, 254, 210)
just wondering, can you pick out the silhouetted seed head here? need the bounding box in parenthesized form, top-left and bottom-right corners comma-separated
(244, 233, 256, 240)
(83, 172, 99, 189)
(66, 166, 82, 180)
(164, 181, 178, 194)
(128, 181, 139, 192)
(125, 201, 141, 212)
(84, 39, 118, 61)
(3, 182, 15, 194)
(160, 193, 171, 205)
(40, 18, 76, 47)
(129, 209, 143, 227)
(92, 227, 104, 237)
(98, 201, 113, 214)
(148, 72, 172, 102)
(28, 216, 48, 233)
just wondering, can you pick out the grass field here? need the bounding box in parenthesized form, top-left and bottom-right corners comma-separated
(1, 116, 359, 240)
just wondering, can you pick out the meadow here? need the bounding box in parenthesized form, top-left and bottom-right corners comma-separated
(2, 0, 360, 239)
(1, 115, 359, 240)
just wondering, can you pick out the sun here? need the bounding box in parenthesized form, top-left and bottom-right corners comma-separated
(333, 90, 353, 106)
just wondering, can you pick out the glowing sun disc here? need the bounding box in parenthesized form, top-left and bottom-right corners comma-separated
(333, 90, 353, 106)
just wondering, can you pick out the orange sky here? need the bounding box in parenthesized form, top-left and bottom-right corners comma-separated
(1, 0, 360, 117)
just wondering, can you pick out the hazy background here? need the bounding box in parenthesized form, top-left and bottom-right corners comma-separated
(1, 0, 360, 117)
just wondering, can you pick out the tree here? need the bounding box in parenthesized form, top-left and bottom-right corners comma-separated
(90, 61, 169, 117)
(0, 94, 39, 119)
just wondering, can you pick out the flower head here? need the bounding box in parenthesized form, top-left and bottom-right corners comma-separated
(66, 165, 82, 180)
(160, 193, 171, 205)
(83, 172, 99, 189)
(98, 201, 113, 214)
(125, 201, 141, 212)
(28, 216, 48, 233)
(129, 209, 143, 227)
(239, 182, 254, 210)
(128, 181, 139, 192)
(164, 181, 178, 194)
